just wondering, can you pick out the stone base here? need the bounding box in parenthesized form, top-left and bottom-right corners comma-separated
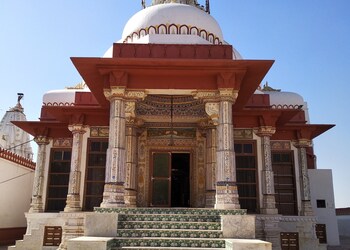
(205, 190, 215, 208)
(64, 194, 81, 212)
(225, 239, 272, 250)
(215, 181, 240, 209)
(67, 236, 114, 250)
(124, 189, 136, 207)
(100, 182, 125, 208)
(222, 215, 256, 238)
(301, 200, 314, 216)
(261, 194, 278, 215)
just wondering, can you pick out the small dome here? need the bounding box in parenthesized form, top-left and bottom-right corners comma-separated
(43, 88, 90, 106)
(122, 3, 224, 45)
(265, 91, 305, 109)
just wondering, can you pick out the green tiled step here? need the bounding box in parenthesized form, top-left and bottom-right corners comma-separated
(116, 229, 223, 238)
(112, 238, 226, 248)
(117, 248, 224, 250)
(118, 213, 221, 222)
(118, 221, 221, 230)
(95, 207, 246, 216)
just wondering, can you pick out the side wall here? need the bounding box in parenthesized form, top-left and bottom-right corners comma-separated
(0, 158, 34, 244)
(309, 169, 340, 246)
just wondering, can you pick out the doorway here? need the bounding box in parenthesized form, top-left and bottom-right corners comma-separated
(150, 152, 190, 207)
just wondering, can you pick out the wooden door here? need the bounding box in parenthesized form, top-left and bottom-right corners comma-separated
(150, 152, 171, 207)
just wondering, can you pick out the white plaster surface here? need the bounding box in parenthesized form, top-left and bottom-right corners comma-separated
(225, 239, 272, 250)
(337, 215, 350, 237)
(67, 236, 113, 250)
(84, 213, 118, 237)
(309, 169, 340, 246)
(222, 215, 255, 238)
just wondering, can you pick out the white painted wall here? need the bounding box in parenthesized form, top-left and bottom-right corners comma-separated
(337, 215, 350, 237)
(309, 169, 340, 246)
(0, 158, 34, 228)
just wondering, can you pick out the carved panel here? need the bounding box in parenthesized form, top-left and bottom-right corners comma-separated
(271, 141, 291, 151)
(90, 127, 109, 138)
(234, 129, 253, 139)
(53, 138, 73, 148)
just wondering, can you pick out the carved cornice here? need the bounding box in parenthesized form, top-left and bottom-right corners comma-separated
(125, 90, 148, 100)
(254, 126, 276, 137)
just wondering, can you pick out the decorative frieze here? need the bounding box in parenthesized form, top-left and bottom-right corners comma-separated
(271, 141, 291, 151)
(90, 127, 109, 137)
(53, 138, 73, 148)
(233, 129, 253, 140)
(147, 128, 196, 138)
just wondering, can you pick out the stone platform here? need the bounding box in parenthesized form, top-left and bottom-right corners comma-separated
(67, 207, 271, 250)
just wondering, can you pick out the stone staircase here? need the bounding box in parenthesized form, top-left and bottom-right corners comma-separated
(94, 207, 246, 249)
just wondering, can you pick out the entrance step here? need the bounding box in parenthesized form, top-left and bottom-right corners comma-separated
(88, 207, 249, 249)
(113, 237, 225, 249)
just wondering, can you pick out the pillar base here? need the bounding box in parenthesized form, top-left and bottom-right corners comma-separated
(125, 189, 137, 207)
(64, 194, 82, 212)
(261, 194, 278, 215)
(29, 197, 43, 213)
(100, 182, 125, 208)
(215, 181, 240, 209)
(205, 190, 216, 208)
(301, 200, 314, 216)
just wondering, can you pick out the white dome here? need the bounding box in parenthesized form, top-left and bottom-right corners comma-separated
(265, 91, 306, 109)
(43, 88, 90, 106)
(122, 3, 224, 45)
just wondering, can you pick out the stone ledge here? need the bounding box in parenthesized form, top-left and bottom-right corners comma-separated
(67, 236, 114, 250)
(225, 239, 272, 250)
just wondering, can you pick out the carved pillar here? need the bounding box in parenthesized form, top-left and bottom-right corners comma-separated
(64, 125, 86, 212)
(294, 139, 314, 216)
(204, 124, 217, 208)
(29, 136, 50, 213)
(255, 126, 278, 215)
(214, 89, 240, 209)
(101, 87, 127, 208)
(124, 101, 142, 207)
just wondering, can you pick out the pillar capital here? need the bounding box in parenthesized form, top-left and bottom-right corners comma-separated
(293, 139, 312, 148)
(104, 86, 126, 101)
(68, 124, 88, 134)
(254, 126, 276, 137)
(218, 88, 238, 102)
(34, 136, 50, 145)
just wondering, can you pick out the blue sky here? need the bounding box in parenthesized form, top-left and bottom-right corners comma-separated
(0, 0, 349, 208)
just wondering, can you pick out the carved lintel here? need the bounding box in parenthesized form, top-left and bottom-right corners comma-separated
(293, 139, 312, 148)
(104, 86, 126, 100)
(125, 90, 148, 100)
(191, 90, 218, 100)
(254, 126, 276, 137)
(205, 102, 219, 125)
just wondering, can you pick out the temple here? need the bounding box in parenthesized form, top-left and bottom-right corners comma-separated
(11, 1, 339, 249)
